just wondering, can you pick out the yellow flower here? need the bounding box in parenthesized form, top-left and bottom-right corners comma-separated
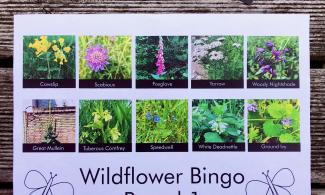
(54, 50, 67, 66)
(52, 45, 59, 51)
(52, 40, 57, 43)
(63, 46, 71, 53)
(28, 36, 51, 57)
(58, 38, 64, 46)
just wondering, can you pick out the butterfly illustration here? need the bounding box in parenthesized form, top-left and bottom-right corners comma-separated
(245, 168, 295, 195)
(24, 170, 74, 195)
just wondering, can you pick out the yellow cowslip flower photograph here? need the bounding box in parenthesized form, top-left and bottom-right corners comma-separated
(23, 35, 75, 80)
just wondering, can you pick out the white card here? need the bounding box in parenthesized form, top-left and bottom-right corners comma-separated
(14, 14, 310, 195)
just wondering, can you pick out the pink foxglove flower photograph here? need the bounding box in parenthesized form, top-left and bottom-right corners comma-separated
(79, 36, 131, 80)
(136, 36, 188, 81)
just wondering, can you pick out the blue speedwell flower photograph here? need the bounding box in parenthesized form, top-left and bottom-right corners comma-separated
(136, 100, 188, 143)
(247, 36, 299, 80)
(79, 36, 131, 80)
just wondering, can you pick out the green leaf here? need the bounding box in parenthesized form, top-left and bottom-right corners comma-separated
(279, 133, 296, 143)
(222, 117, 238, 125)
(212, 104, 224, 116)
(204, 132, 223, 143)
(263, 120, 282, 137)
(226, 127, 240, 136)
(268, 103, 284, 119)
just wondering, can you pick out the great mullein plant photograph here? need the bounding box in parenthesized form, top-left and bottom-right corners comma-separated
(191, 36, 243, 81)
(136, 100, 188, 144)
(247, 36, 299, 80)
(192, 99, 244, 144)
(79, 36, 132, 80)
(136, 36, 188, 81)
(79, 100, 132, 144)
(23, 35, 75, 80)
(247, 99, 300, 144)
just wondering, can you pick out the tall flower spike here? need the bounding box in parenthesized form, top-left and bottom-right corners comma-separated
(155, 36, 165, 75)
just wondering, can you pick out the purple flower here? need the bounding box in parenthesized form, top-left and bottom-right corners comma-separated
(247, 102, 257, 112)
(266, 41, 274, 48)
(281, 118, 292, 126)
(256, 48, 265, 53)
(272, 49, 282, 61)
(261, 65, 271, 73)
(284, 48, 290, 53)
(85, 45, 109, 72)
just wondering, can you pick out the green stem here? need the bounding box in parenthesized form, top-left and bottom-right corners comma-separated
(46, 54, 51, 79)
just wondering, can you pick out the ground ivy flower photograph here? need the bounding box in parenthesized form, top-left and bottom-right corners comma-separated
(79, 36, 131, 80)
(192, 99, 244, 143)
(248, 99, 300, 144)
(136, 100, 188, 143)
(247, 36, 299, 80)
(79, 100, 132, 144)
(136, 36, 188, 80)
(192, 36, 243, 80)
(23, 35, 75, 79)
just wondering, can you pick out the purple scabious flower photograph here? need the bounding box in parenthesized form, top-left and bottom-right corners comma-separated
(79, 36, 131, 80)
(85, 45, 109, 72)
(247, 36, 299, 80)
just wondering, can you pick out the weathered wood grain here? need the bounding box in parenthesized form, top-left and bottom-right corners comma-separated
(0, 68, 13, 184)
(0, 0, 325, 60)
(0, 68, 325, 192)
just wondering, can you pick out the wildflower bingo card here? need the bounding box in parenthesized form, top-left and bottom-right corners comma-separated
(13, 14, 310, 195)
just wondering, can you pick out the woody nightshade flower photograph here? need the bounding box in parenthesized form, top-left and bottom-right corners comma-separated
(136, 36, 188, 88)
(247, 36, 299, 81)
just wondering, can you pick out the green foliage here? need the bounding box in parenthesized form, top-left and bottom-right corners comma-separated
(192, 99, 244, 143)
(42, 119, 60, 144)
(23, 35, 75, 79)
(192, 36, 243, 80)
(247, 36, 299, 80)
(136, 36, 188, 80)
(79, 36, 131, 80)
(248, 99, 300, 143)
(79, 100, 131, 144)
(136, 100, 188, 143)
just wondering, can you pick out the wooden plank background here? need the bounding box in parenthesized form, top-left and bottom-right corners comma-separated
(0, 0, 325, 194)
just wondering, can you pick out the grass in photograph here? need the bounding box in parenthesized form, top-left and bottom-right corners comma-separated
(136, 36, 188, 80)
(79, 36, 132, 80)
(247, 36, 299, 80)
(79, 100, 132, 144)
(136, 100, 188, 143)
(192, 36, 243, 80)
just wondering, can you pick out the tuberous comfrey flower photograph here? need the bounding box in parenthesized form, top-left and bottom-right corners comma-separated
(191, 36, 243, 80)
(23, 35, 75, 79)
(247, 36, 299, 80)
(136, 100, 188, 143)
(192, 99, 244, 143)
(136, 36, 188, 80)
(79, 100, 132, 144)
(248, 99, 300, 144)
(79, 36, 131, 80)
